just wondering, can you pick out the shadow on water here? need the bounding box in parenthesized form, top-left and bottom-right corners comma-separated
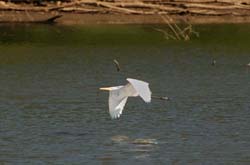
(0, 24, 250, 164)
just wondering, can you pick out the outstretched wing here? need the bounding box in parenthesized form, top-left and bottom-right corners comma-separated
(127, 78, 151, 102)
(108, 87, 128, 119)
(109, 96, 128, 119)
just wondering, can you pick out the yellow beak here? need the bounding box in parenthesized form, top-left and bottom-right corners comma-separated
(99, 87, 112, 91)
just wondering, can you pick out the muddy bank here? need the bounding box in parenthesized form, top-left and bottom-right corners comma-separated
(2, 11, 250, 24)
(1, 0, 250, 24)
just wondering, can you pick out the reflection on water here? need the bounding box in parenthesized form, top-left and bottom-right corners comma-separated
(111, 135, 130, 143)
(0, 24, 250, 164)
(108, 135, 158, 162)
(132, 138, 158, 145)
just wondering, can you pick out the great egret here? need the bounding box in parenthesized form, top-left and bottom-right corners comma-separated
(100, 78, 151, 119)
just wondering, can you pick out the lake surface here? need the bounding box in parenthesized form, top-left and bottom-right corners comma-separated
(0, 24, 250, 164)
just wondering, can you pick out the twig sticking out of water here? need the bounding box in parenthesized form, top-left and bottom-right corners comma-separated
(211, 59, 217, 66)
(113, 59, 121, 72)
(154, 28, 176, 40)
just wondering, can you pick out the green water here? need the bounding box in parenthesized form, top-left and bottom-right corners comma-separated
(0, 24, 250, 164)
(1, 24, 250, 46)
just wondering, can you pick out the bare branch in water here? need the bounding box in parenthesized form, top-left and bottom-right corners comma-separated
(113, 59, 121, 72)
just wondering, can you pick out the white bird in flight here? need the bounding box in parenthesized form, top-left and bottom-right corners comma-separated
(100, 78, 151, 119)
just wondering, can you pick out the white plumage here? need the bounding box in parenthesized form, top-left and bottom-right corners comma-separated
(100, 78, 151, 119)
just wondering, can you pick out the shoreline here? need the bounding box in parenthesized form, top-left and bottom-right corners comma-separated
(52, 13, 250, 25)
(1, 11, 250, 25)
(1, 0, 250, 25)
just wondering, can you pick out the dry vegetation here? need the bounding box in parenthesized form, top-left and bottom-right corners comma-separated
(1, 0, 250, 16)
(155, 15, 199, 40)
(1, 0, 250, 39)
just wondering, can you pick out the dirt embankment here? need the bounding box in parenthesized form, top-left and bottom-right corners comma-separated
(1, 0, 250, 24)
